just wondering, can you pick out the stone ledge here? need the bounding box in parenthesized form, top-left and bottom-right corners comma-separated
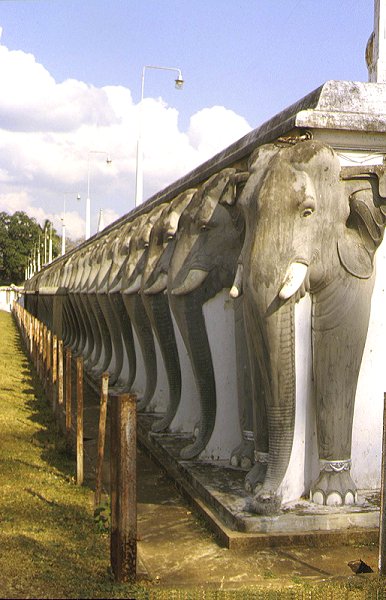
(138, 413, 379, 549)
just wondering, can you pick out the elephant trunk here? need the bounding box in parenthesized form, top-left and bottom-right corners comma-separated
(122, 294, 157, 411)
(169, 290, 216, 460)
(142, 293, 182, 433)
(109, 293, 136, 391)
(247, 293, 296, 515)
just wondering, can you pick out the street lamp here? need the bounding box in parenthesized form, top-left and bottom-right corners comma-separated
(86, 150, 112, 240)
(61, 192, 81, 255)
(135, 65, 184, 207)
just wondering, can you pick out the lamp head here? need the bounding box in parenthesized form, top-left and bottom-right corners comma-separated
(175, 75, 184, 90)
(77, 194, 81, 201)
(106, 155, 112, 165)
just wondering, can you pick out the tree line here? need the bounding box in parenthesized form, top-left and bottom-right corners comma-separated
(0, 211, 61, 286)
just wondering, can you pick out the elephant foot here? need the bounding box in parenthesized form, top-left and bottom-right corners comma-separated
(245, 487, 282, 516)
(310, 460, 357, 506)
(137, 395, 151, 412)
(180, 439, 204, 460)
(151, 414, 171, 433)
(230, 433, 255, 469)
(244, 453, 269, 493)
(193, 420, 200, 439)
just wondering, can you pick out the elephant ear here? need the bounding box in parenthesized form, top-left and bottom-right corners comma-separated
(219, 172, 249, 206)
(338, 187, 385, 279)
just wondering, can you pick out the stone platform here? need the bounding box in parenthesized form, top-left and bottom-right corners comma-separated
(138, 413, 380, 549)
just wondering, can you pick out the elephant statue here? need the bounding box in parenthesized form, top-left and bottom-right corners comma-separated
(141, 189, 197, 432)
(120, 205, 167, 411)
(105, 221, 137, 392)
(223, 138, 386, 514)
(168, 168, 250, 459)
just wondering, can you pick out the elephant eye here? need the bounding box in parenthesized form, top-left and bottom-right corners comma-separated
(302, 208, 314, 217)
(200, 222, 211, 232)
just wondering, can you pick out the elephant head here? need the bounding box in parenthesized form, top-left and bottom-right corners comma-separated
(142, 189, 197, 294)
(119, 204, 167, 410)
(121, 205, 167, 294)
(140, 189, 197, 433)
(168, 168, 245, 459)
(225, 139, 386, 513)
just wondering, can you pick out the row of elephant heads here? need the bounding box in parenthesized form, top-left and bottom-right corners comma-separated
(27, 139, 386, 514)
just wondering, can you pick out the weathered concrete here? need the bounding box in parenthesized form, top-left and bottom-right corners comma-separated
(25, 79, 386, 527)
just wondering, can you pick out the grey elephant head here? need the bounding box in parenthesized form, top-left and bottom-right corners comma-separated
(106, 221, 133, 292)
(121, 205, 167, 294)
(224, 139, 386, 513)
(167, 168, 245, 459)
(136, 189, 197, 433)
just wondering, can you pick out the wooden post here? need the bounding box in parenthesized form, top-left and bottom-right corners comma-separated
(42, 325, 46, 380)
(65, 348, 72, 451)
(51, 335, 58, 411)
(76, 356, 84, 486)
(29, 316, 33, 358)
(110, 393, 137, 582)
(33, 317, 38, 366)
(95, 372, 109, 507)
(37, 320, 42, 376)
(57, 339, 64, 426)
(379, 392, 386, 574)
(46, 330, 51, 394)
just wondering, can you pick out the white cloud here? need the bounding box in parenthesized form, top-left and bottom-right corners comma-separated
(0, 42, 252, 238)
(187, 106, 251, 159)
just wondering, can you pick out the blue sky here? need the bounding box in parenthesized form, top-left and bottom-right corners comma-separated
(0, 1, 374, 239)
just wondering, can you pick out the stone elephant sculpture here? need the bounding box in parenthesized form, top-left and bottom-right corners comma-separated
(224, 139, 386, 514)
(168, 168, 252, 460)
(141, 189, 197, 432)
(120, 205, 167, 410)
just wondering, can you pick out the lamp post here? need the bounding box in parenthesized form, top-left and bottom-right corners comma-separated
(135, 65, 184, 207)
(86, 150, 112, 240)
(61, 192, 81, 255)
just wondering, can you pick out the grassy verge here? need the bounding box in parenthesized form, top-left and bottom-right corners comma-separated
(0, 310, 147, 599)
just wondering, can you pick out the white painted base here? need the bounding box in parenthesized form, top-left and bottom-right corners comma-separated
(200, 290, 243, 461)
(169, 312, 200, 434)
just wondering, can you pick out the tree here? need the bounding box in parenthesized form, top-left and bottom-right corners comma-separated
(0, 211, 60, 285)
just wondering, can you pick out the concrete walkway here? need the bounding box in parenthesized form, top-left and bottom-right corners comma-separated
(79, 381, 382, 593)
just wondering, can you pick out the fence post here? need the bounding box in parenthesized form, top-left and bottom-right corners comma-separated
(51, 335, 58, 411)
(57, 339, 64, 405)
(38, 321, 43, 380)
(46, 330, 51, 394)
(110, 393, 137, 582)
(76, 356, 84, 485)
(95, 372, 109, 508)
(29, 315, 33, 358)
(379, 392, 386, 574)
(65, 348, 72, 452)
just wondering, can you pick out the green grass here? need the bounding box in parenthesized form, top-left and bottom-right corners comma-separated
(0, 310, 146, 599)
(2, 308, 386, 599)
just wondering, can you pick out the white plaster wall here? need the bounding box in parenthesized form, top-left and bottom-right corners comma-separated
(169, 312, 200, 433)
(170, 314, 200, 433)
(352, 238, 386, 490)
(147, 336, 169, 413)
(0, 289, 17, 312)
(200, 290, 242, 461)
(131, 328, 146, 398)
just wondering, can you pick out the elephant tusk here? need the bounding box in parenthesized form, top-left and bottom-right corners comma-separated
(278, 262, 308, 300)
(171, 269, 209, 295)
(230, 285, 241, 298)
(230, 263, 243, 298)
(122, 273, 142, 294)
(143, 273, 168, 295)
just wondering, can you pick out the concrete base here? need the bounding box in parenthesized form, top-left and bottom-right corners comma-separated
(138, 413, 379, 548)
